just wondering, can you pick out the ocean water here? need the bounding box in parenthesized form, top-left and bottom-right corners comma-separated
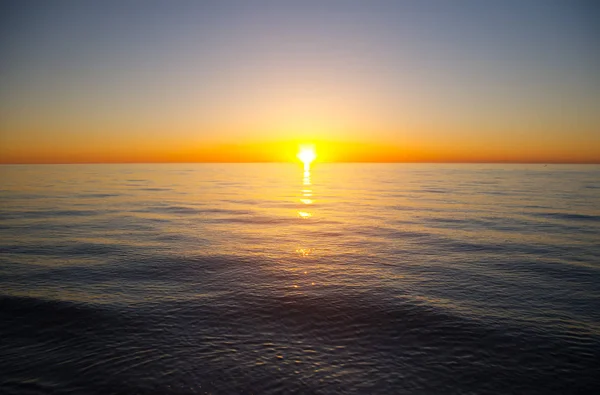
(1, 163, 599, 395)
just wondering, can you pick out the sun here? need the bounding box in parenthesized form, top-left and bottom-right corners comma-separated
(297, 145, 316, 169)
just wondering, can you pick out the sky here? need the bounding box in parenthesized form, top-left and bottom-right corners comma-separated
(1, 0, 599, 163)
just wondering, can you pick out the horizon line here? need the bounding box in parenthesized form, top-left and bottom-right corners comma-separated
(1, 160, 599, 165)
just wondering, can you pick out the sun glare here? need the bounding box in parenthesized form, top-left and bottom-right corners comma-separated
(297, 145, 316, 169)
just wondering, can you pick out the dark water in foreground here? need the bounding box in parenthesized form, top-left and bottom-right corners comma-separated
(1, 163, 599, 394)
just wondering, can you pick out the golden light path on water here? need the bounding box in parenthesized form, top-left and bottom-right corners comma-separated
(297, 169, 313, 220)
(296, 155, 314, 261)
(296, 144, 316, 222)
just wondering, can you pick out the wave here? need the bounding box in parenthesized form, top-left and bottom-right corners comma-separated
(533, 212, 600, 222)
(0, 209, 112, 220)
(1, 287, 598, 394)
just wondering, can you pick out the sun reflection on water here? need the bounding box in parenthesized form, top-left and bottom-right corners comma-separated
(295, 248, 312, 256)
(296, 165, 314, 265)
(297, 167, 313, 219)
(297, 211, 312, 218)
(303, 170, 311, 185)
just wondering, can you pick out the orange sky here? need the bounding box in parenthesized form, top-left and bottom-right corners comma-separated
(1, 1, 599, 164)
(2, 137, 598, 164)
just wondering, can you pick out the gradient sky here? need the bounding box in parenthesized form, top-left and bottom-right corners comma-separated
(1, 0, 599, 163)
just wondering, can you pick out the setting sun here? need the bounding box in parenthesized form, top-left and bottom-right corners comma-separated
(297, 145, 317, 169)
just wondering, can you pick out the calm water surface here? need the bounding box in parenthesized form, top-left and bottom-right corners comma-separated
(1, 163, 599, 394)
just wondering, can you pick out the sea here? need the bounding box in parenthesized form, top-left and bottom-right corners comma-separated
(1, 163, 599, 395)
